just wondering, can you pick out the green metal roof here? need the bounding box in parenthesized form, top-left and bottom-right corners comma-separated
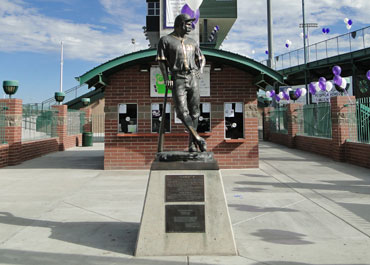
(77, 48, 284, 88)
(200, 0, 237, 18)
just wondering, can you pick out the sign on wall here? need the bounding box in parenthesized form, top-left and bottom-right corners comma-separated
(150, 65, 211, 97)
(165, 0, 187, 28)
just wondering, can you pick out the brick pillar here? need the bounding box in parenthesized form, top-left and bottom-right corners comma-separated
(82, 107, 92, 133)
(263, 107, 273, 141)
(286, 103, 302, 148)
(331, 96, 355, 161)
(52, 105, 68, 151)
(0, 99, 22, 166)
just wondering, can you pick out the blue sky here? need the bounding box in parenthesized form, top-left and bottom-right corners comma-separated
(0, 0, 368, 103)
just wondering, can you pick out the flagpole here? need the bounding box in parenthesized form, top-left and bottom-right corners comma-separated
(60, 41, 64, 93)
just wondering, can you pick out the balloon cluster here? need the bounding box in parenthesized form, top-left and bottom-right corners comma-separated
(322, 28, 330, 34)
(265, 88, 307, 102)
(344, 18, 353, 30)
(181, 0, 204, 29)
(300, 32, 308, 39)
(332, 65, 349, 92)
(208, 25, 220, 42)
(285, 40, 292, 48)
(308, 77, 334, 95)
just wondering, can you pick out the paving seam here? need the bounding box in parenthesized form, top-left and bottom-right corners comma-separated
(260, 159, 370, 238)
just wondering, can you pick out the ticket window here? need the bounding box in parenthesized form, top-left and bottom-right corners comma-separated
(152, 103, 171, 133)
(224, 102, 244, 139)
(118, 103, 138, 133)
(197, 103, 211, 133)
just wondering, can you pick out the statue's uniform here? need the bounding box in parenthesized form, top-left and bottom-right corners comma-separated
(156, 34, 205, 130)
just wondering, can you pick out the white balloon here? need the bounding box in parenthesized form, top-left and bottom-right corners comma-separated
(325, 81, 333, 92)
(186, 0, 203, 10)
(286, 88, 292, 93)
(340, 78, 347, 89)
(300, 32, 304, 39)
(252, 50, 255, 54)
(344, 18, 349, 23)
(315, 82, 321, 92)
(278, 92, 284, 98)
(301, 88, 307, 97)
(346, 24, 352, 30)
(266, 91, 271, 97)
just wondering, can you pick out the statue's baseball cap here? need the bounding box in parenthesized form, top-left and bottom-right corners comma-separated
(174, 13, 196, 27)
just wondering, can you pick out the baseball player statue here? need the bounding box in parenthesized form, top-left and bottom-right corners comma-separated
(157, 13, 207, 152)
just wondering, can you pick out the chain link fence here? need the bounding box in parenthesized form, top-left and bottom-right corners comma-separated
(67, 110, 84, 136)
(269, 107, 288, 134)
(22, 104, 58, 142)
(296, 103, 332, 138)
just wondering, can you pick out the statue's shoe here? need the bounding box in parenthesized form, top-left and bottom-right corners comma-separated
(189, 143, 198, 152)
(196, 137, 207, 152)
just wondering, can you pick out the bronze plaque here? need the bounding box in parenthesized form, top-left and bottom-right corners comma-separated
(165, 175, 204, 202)
(166, 205, 205, 233)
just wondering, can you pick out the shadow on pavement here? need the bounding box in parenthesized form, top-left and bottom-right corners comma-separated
(228, 204, 298, 213)
(251, 229, 313, 245)
(0, 212, 137, 255)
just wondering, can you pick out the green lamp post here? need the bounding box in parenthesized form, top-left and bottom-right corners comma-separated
(54, 91, 65, 104)
(3, 80, 19, 98)
(82, 98, 90, 107)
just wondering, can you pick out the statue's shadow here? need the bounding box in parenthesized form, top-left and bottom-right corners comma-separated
(0, 212, 139, 255)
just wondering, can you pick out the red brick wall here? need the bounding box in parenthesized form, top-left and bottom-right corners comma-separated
(21, 138, 59, 162)
(0, 144, 9, 168)
(345, 142, 370, 169)
(295, 135, 333, 158)
(104, 62, 259, 170)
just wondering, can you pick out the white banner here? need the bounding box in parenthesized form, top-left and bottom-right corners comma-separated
(165, 0, 187, 28)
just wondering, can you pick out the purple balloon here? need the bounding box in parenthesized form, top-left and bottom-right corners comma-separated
(265, 50, 269, 55)
(181, 4, 200, 28)
(283, 91, 290, 100)
(348, 19, 353, 26)
(367, 70, 370, 81)
(295, 88, 302, 98)
(275, 95, 280, 102)
(332, 65, 342, 76)
(319, 81, 326, 91)
(285, 43, 289, 48)
(319, 77, 326, 83)
(326, 28, 330, 34)
(333, 75, 342, 86)
(309, 82, 316, 95)
(270, 90, 276, 97)
(322, 28, 326, 34)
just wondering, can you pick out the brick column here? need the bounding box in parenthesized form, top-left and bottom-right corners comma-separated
(331, 96, 355, 161)
(82, 107, 92, 133)
(52, 105, 68, 151)
(286, 103, 302, 148)
(0, 99, 22, 166)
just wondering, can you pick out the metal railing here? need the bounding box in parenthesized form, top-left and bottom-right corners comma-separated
(0, 102, 7, 144)
(261, 26, 370, 70)
(297, 103, 332, 138)
(67, 110, 84, 136)
(41, 84, 88, 108)
(22, 104, 58, 142)
(347, 97, 370, 144)
(269, 107, 288, 134)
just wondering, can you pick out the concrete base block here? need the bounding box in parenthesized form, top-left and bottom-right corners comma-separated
(135, 162, 237, 256)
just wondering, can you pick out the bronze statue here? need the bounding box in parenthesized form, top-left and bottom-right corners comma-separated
(157, 13, 207, 152)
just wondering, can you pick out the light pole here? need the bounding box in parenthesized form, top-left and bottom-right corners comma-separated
(301, 0, 309, 104)
(267, 0, 274, 69)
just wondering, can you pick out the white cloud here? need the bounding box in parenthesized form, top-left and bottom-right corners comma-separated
(0, 0, 149, 63)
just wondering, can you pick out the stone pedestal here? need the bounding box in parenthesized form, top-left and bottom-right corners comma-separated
(135, 152, 237, 256)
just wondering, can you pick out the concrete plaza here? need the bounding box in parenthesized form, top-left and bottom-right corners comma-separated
(0, 142, 369, 265)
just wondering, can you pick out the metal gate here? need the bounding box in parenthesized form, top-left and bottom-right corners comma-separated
(91, 113, 105, 142)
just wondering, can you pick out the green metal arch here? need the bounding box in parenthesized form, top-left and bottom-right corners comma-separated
(77, 48, 284, 86)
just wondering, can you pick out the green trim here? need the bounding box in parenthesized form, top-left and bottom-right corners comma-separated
(78, 48, 284, 87)
(78, 49, 157, 85)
